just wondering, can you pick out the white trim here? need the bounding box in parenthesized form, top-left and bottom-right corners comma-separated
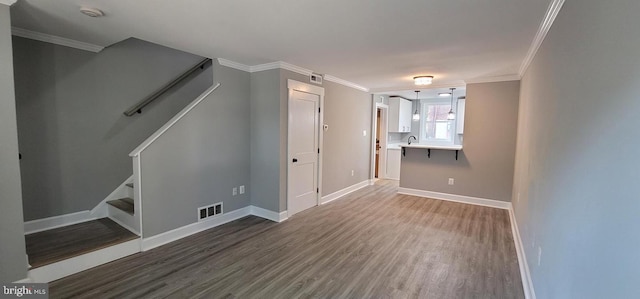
(287, 79, 325, 97)
(132, 155, 144, 237)
(129, 82, 221, 157)
(509, 207, 536, 299)
(250, 206, 288, 222)
(370, 102, 389, 180)
(215, 58, 369, 92)
(287, 80, 324, 217)
(397, 187, 511, 210)
(324, 75, 369, 92)
(24, 211, 94, 235)
(27, 238, 140, 283)
(89, 175, 134, 220)
(320, 180, 370, 205)
(0, 0, 17, 6)
(251, 61, 313, 76)
(11, 27, 104, 53)
(141, 206, 251, 251)
(518, 0, 566, 77)
(217, 58, 251, 72)
(465, 74, 521, 84)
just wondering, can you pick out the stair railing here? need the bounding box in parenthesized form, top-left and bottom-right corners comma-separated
(123, 58, 212, 116)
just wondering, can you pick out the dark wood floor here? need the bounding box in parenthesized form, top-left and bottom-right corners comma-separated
(26, 218, 138, 268)
(50, 180, 523, 298)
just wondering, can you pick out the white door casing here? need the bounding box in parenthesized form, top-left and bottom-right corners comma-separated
(287, 80, 324, 216)
(371, 101, 389, 181)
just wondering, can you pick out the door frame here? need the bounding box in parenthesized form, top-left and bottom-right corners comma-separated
(370, 101, 389, 181)
(287, 79, 325, 215)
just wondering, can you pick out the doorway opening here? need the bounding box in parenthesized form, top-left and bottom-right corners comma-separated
(371, 102, 388, 181)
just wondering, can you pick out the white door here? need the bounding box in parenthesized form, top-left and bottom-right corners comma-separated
(288, 88, 321, 216)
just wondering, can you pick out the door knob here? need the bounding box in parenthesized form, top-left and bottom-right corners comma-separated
(292, 158, 298, 162)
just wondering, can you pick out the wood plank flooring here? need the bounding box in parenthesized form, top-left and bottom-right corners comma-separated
(26, 218, 138, 268)
(49, 180, 523, 298)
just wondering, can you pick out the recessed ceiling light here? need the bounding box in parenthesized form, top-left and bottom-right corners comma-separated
(80, 7, 104, 18)
(413, 76, 433, 85)
(438, 92, 451, 97)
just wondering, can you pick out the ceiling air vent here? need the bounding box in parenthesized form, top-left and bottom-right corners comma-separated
(310, 73, 323, 85)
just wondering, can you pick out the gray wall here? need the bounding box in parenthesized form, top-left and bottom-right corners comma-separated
(513, 0, 640, 297)
(0, 4, 27, 282)
(250, 69, 372, 212)
(400, 81, 519, 202)
(321, 79, 372, 195)
(249, 69, 281, 212)
(140, 62, 250, 237)
(13, 37, 212, 220)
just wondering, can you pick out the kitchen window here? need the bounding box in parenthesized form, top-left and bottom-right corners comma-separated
(420, 100, 455, 144)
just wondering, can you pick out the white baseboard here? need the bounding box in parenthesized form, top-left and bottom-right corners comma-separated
(141, 206, 251, 251)
(250, 206, 288, 222)
(24, 176, 134, 235)
(24, 211, 95, 235)
(509, 207, 536, 299)
(28, 238, 140, 283)
(397, 187, 511, 210)
(320, 180, 370, 205)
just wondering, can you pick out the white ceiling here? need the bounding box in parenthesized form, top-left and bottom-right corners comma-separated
(9, 0, 552, 92)
(378, 87, 466, 101)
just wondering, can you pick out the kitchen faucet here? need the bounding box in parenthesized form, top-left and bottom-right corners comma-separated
(408, 135, 417, 145)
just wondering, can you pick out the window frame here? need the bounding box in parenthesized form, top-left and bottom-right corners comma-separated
(419, 99, 456, 145)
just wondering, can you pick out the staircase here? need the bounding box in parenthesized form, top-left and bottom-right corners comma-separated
(105, 179, 140, 235)
(107, 183, 135, 215)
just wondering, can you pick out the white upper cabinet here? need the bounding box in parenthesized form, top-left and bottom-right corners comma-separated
(389, 97, 412, 133)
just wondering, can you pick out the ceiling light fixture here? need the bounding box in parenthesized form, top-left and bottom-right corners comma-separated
(447, 88, 456, 120)
(413, 91, 420, 121)
(438, 92, 451, 97)
(80, 7, 104, 17)
(413, 76, 433, 85)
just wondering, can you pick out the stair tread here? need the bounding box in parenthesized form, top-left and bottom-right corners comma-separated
(125, 183, 134, 188)
(107, 198, 134, 215)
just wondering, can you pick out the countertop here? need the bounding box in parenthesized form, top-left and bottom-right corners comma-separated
(399, 143, 463, 150)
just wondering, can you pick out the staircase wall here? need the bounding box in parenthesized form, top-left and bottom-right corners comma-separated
(13, 37, 213, 221)
(139, 61, 251, 237)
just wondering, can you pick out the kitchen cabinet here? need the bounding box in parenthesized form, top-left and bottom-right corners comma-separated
(386, 148, 401, 180)
(388, 97, 412, 133)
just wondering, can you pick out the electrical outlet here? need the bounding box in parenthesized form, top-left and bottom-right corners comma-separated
(232, 187, 238, 196)
(239, 185, 245, 194)
(351, 170, 355, 176)
(448, 178, 454, 185)
(517, 192, 521, 202)
(537, 246, 542, 266)
(362, 130, 367, 136)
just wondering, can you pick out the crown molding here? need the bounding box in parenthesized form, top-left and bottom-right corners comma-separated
(11, 27, 104, 53)
(465, 74, 521, 84)
(217, 58, 369, 92)
(0, 0, 17, 6)
(217, 58, 251, 72)
(324, 75, 369, 92)
(519, 0, 566, 77)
